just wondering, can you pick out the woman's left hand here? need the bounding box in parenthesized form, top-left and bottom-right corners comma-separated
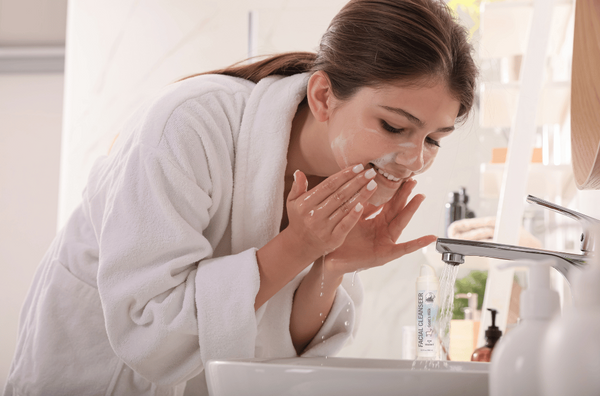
(323, 178, 437, 277)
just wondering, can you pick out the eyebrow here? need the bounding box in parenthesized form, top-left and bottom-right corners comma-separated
(379, 105, 455, 133)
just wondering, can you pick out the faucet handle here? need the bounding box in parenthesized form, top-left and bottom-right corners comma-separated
(526, 194, 600, 252)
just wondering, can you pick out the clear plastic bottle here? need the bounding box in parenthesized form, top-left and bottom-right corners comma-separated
(471, 308, 502, 362)
(416, 264, 439, 359)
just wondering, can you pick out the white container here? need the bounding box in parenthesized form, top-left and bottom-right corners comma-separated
(540, 233, 600, 396)
(416, 264, 439, 359)
(489, 259, 560, 396)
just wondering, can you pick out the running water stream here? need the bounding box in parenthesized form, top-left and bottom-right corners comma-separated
(412, 263, 460, 370)
(436, 263, 460, 359)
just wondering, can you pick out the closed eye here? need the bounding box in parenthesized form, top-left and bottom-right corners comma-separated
(426, 137, 441, 148)
(381, 120, 441, 148)
(380, 120, 404, 134)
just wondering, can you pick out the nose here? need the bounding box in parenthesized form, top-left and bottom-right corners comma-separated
(394, 140, 424, 172)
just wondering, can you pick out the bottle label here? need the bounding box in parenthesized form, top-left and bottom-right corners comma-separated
(417, 289, 438, 358)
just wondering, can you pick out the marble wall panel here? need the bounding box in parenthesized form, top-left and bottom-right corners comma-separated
(60, 0, 248, 224)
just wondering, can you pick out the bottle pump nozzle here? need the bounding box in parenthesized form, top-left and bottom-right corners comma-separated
(489, 308, 498, 327)
(485, 308, 502, 342)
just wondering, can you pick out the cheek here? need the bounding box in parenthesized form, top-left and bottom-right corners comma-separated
(331, 125, 387, 167)
(414, 147, 439, 175)
(331, 135, 352, 168)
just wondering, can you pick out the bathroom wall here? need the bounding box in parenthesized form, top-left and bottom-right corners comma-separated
(58, 0, 349, 226)
(0, 73, 64, 388)
(0, 0, 67, 387)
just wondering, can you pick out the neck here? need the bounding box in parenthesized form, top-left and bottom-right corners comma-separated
(286, 104, 338, 178)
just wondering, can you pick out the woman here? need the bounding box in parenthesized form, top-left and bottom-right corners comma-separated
(5, 0, 477, 394)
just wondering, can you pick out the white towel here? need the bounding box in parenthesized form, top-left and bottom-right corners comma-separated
(448, 216, 543, 248)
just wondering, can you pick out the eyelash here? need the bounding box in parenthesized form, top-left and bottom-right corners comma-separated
(380, 120, 441, 148)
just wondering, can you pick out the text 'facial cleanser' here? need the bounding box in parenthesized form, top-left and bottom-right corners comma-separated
(416, 264, 439, 359)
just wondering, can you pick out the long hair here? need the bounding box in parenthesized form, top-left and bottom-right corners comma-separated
(184, 0, 477, 121)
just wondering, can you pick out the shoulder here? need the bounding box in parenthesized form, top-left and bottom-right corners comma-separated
(138, 74, 256, 147)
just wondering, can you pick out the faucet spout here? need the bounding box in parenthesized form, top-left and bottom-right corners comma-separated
(436, 238, 590, 280)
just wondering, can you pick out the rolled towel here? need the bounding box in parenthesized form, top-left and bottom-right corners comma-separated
(447, 216, 543, 249)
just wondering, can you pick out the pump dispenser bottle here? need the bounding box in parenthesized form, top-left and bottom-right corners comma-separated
(489, 259, 560, 396)
(416, 264, 439, 360)
(471, 308, 502, 362)
(540, 227, 600, 396)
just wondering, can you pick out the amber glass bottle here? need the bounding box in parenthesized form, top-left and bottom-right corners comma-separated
(471, 308, 502, 362)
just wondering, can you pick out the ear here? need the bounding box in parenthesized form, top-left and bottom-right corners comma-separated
(306, 71, 334, 122)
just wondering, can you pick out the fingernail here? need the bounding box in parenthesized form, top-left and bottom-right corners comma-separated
(354, 202, 363, 212)
(353, 164, 364, 173)
(367, 180, 377, 191)
(294, 170, 299, 182)
(365, 169, 377, 179)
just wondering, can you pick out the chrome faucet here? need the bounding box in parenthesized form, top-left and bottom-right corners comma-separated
(436, 195, 599, 280)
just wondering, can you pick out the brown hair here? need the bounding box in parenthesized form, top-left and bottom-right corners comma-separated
(187, 0, 477, 121)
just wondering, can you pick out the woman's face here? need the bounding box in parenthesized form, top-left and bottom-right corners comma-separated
(326, 81, 461, 207)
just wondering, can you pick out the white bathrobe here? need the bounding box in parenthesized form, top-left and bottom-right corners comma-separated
(5, 73, 363, 396)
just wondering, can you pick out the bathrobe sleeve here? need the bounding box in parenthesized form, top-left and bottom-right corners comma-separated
(254, 265, 364, 359)
(92, 83, 259, 386)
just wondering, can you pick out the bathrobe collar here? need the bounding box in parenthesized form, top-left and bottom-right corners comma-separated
(231, 73, 310, 254)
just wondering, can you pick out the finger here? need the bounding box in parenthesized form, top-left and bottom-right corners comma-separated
(392, 234, 438, 257)
(389, 193, 426, 241)
(327, 178, 377, 224)
(288, 170, 308, 202)
(363, 203, 384, 218)
(303, 164, 371, 208)
(384, 178, 416, 223)
(330, 201, 364, 242)
(311, 169, 377, 221)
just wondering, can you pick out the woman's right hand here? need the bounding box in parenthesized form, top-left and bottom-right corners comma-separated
(282, 164, 378, 263)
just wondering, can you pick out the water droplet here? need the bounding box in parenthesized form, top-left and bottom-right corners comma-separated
(344, 321, 349, 326)
(319, 312, 323, 317)
(319, 292, 323, 297)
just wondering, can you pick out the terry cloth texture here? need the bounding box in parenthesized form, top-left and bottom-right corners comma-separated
(5, 73, 362, 396)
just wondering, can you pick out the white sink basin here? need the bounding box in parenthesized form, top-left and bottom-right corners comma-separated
(205, 357, 489, 396)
